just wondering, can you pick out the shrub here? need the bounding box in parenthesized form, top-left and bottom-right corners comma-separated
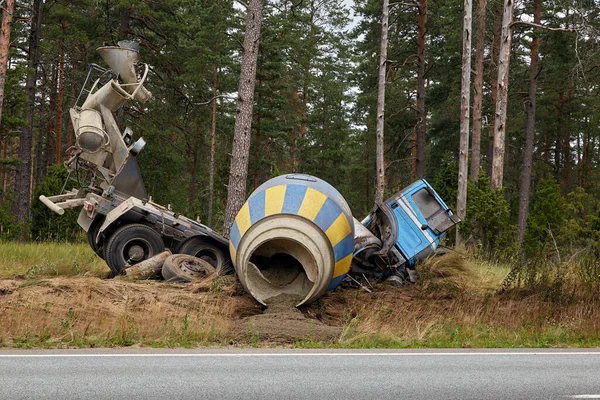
(31, 164, 83, 242)
(524, 178, 566, 256)
(460, 172, 515, 256)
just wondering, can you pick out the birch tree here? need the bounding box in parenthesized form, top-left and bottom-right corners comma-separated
(456, 0, 473, 245)
(470, 0, 486, 180)
(414, 0, 427, 179)
(490, 0, 514, 189)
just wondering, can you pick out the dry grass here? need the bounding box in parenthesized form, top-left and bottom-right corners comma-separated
(1, 243, 600, 348)
(0, 275, 258, 348)
(314, 253, 600, 348)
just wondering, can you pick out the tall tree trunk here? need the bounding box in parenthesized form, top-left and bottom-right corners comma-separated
(554, 92, 563, 179)
(189, 145, 198, 208)
(490, 0, 514, 189)
(487, 5, 502, 178)
(222, 0, 263, 238)
(253, 69, 262, 190)
(415, 0, 427, 178)
(119, 7, 131, 39)
(582, 128, 590, 191)
(411, 126, 417, 180)
(208, 64, 218, 227)
(470, 0, 486, 180)
(456, 0, 473, 246)
(55, 31, 65, 164)
(375, 0, 389, 204)
(516, 0, 541, 243)
(1, 131, 6, 192)
(562, 89, 573, 188)
(14, 0, 43, 237)
(34, 72, 47, 186)
(290, 90, 300, 173)
(0, 0, 15, 124)
(66, 84, 75, 148)
(46, 64, 57, 167)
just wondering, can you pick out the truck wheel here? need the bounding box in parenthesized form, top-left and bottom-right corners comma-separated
(103, 223, 165, 277)
(87, 216, 105, 259)
(177, 237, 228, 272)
(162, 254, 216, 283)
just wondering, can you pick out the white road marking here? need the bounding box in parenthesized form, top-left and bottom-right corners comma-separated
(0, 351, 600, 358)
(570, 396, 600, 399)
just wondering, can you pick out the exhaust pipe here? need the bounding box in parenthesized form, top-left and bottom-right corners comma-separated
(229, 174, 354, 307)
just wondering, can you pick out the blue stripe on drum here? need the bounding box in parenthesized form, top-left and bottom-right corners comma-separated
(229, 221, 242, 250)
(313, 198, 343, 232)
(333, 233, 354, 262)
(281, 184, 307, 214)
(326, 274, 346, 291)
(247, 189, 266, 224)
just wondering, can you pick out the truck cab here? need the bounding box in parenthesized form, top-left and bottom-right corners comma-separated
(353, 179, 460, 282)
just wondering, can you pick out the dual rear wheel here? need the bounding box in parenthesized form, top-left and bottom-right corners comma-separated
(95, 222, 228, 278)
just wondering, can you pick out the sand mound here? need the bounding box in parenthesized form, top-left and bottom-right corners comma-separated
(233, 294, 341, 343)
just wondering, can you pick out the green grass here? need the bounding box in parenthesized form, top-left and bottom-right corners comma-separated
(0, 242, 108, 278)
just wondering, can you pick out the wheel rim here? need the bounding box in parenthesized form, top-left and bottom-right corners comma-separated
(194, 249, 219, 267)
(180, 259, 211, 277)
(123, 238, 153, 264)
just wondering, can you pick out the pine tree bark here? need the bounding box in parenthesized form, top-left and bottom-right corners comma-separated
(14, 0, 43, 237)
(375, 0, 389, 204)
(222, 0, 263, 238)
(516, 0, 541, 243)
(490, 0, 514, 189)
(208, 64, 218, 227)
(456, 0, 473, 246)
(415, 0, 427, 179)
(0, 0, 15, 124)
(470, 0, 486, 180)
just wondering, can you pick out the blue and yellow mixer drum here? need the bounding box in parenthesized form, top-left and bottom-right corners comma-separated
(229, 174, 355, 306)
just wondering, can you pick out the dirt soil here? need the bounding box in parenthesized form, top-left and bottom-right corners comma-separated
(233, 293, 341, 343)
(0, 274, 344, 347)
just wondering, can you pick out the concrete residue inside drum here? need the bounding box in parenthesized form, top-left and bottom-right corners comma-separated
(244, 238, 316, 305)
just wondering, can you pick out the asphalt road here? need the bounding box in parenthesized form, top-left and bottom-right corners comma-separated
(1, 349, 599, 399)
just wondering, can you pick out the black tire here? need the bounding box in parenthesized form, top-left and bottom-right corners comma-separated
(87, 216, 105, 259)
(103, 223, 165, 277)
(177, 237, 228, 272)
(162, 254, 216, 283)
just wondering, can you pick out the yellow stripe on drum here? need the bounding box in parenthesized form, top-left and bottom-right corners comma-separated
(333, 253, 353, 277)
(264, 184, 286, 217)
(297, 187, 327, 221)
(325, 213, 352, 247)
(229, 241, 237, 265)
(235, 202, 252, 236)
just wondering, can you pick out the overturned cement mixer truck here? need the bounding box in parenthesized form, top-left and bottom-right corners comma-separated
(40, 43, 460, 306)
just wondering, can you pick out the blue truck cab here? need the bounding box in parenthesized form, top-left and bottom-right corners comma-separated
(353, 179, 460, 282)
